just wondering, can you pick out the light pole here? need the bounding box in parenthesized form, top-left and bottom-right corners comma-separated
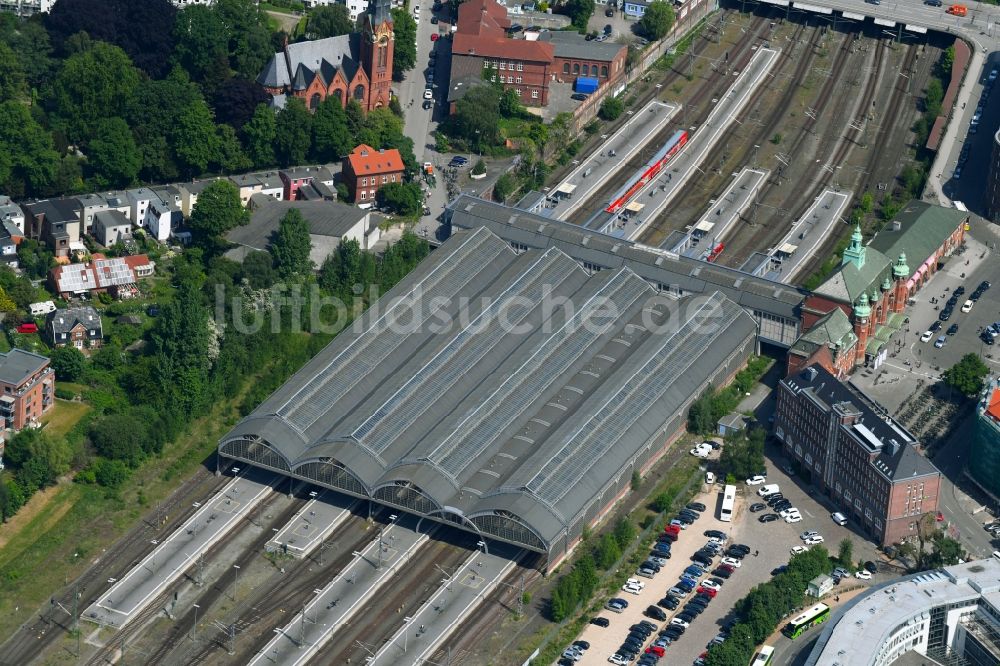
(232, 565, 241, 601)
(378, 514, 398, 570)
(191, 603, 200, 641)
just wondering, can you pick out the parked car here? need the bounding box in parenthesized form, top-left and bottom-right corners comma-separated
(759, 513, 779, 523)
(591, 616, 610, 627)
(687, 502, 707, 512)
(571, 93, 588, 101)
(606, 598, 629, 613)
(855, 569, 872, 580)
(721, 557, 742, 568)
(745, 475, 766, 485)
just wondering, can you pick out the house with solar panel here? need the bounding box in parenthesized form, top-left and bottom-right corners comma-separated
(48, 255, 155, 300)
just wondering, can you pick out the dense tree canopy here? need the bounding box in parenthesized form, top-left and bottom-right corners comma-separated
(189, 180, 249, 251)
(45, 0, 178, 77)
(211, 78, 272, 129)
(390, 8, 418, 78)
(271, 209, 313, 277)
(0, 102, 60, 199)
(449, 86, 502, 151)
(943, 353, 990, 396)
(88, 117, 141, 188)
(376, 182, 423, 216)
(638, 1, 675, 40)
(51, 346, 87, 382)
(564, 0, 595, 32)
(309, 4, 354, 38)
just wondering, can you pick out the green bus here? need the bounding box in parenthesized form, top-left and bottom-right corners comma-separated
(783, 603, 830, 639)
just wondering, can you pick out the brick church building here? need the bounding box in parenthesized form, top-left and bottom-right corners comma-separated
(257, 0, 394, 112)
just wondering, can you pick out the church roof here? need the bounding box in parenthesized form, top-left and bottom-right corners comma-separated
(257, 34, 358, 90)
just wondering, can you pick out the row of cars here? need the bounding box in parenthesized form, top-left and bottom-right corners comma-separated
(596, 515, 748, 666)
(751, 483, 802, 524)
(921, 281, 991, 348)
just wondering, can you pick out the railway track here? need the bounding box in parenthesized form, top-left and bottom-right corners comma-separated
(147, 508, 377, 666)
(564, 12, 774, 226)
(638, 18, 816, 247)
(792, 40, 920, 281)
(83, 486, 296, 666)
(313, 539, 471, 664)
(718, 27, 858, 267)
(0, 465, 233, 666)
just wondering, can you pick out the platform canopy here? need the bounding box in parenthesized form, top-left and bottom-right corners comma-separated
(777, 242, 799, 256)
(625, 201, 646, 213)
(556, 183, 577, 195)
(793, 2, 832, 14)
(905, 24, 927, 33)
(874, 17, 896, 26)
(841, 11, 865, 20)
(694, 220, 716, 233)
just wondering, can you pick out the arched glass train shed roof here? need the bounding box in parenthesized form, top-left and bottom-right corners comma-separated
(219, 227, 757, 560)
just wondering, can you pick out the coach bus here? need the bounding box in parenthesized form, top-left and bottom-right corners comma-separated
(720, 484, 736, 522)
(783, 603, 830, 639)
(750, 645, 775, 666)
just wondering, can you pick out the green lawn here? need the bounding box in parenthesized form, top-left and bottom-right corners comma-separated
(41, 398, 92, 439)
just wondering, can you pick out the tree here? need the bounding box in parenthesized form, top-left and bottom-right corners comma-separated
(599, 96, 624, 121)
(449, 86, 501, 149)
(149, 282, 212, 416)
(564, 0, 595, 32)
(274, 97, 313, 167)
(172, 4, 229, 82)
(943, 353, 989, 397)
(211, 77, 271, 129)
(88, 117, 141, 188)
(688, 389, 717, 435)
(89, 413, 148, 467)
(390, 8, 418, 77)
(930, 533, 964, 567)
(719, 429, 765, 480)
(215, 124, 253, 173)
(837, 538, 853, 567)
(126, 68, 205, 182)
(594, 532, 621, 569)
(172, 100, 221, 176)
(45, 0, 178, 78)
(925, 78, 944, 118)
(5, 429, 72, 478)
(2, 20, 54, 92)
(93, 458, 130, 488)
(638, 0, 675, 40)
(612, 518, 635, 549)
(493, 173, 516, 203)
(376, 182, 423, 216)
(311, 96, 354, 162)
(50, 42, 141, 144)
(51, 346, 87, 382)
(0, 102, 59, 198)
(309, 4, 354, 38)
(241, 250, 276, 289)
(242, 104, 278, 168)
(189, 180, 249, 252)
(271, 209, 313, 277)
(0, 42, 27, 101)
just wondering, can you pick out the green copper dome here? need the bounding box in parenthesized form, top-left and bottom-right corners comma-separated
(854, 292, 871, 319)
(893, 252, 909, 279)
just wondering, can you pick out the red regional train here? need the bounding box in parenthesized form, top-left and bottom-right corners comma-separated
(604, 129, 689, 214)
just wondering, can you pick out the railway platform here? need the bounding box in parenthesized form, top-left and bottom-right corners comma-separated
(369, 548, 519, 665)
(612, 46, 780, 241)
(83, 470, 275, 630)
(247, 519, 429, 666)
(774, 188, 852, 283)
(543, 100, 680, 221)
(264, 491, 355, 559)
(665, 167, 769, 258)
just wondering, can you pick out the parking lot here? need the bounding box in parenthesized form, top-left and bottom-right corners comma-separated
(564, 454, 886, 666)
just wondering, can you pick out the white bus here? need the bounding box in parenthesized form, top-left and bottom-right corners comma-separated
(720, 484, 736, 522)
(750, 645, 775, 666)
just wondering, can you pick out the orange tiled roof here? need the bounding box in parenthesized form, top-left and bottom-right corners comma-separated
(987, 387, 1000, 422)
(346, 144, 404, 174)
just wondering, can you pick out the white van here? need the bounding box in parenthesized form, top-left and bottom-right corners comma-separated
(831, 512, 848, 526)
(757, 484, 780, 497)
(29, 301, 56, 317)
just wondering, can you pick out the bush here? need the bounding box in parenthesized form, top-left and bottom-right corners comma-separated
(54, 387, 76, 400)
(93, 459, 130, 488)
(599, 97, 625, 121)
(472, 159, 486, 175)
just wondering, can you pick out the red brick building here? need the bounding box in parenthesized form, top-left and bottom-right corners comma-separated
(257, 0, 394, 112)
(448, 0, 625, 109)
(0, 348, 54, 431)
(343, 144, 405, 204)
(775, 365, 941, 546)
(790, 202, 967, 374)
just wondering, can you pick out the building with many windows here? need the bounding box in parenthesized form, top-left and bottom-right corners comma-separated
(775, 364, 941, 546)
(0, 349, 53, 432)
(971, 378, 1000, 500)
(448, 0, 625, 109)
(807, 559, 1000, 666)
(342, 144, 404, 204)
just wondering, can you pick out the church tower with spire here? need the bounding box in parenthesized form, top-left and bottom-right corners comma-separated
(360, 0, 394, 111)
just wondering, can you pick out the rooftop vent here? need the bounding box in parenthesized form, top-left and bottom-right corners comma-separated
(804, 367, 818, 381)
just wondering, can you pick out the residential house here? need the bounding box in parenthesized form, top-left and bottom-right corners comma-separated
(49, 254, 155, 299)
(177, 180, 219, 218)
(102, 191, 131, 218)
(258, 172, 285, 201)
(231, 174, 264, 207)
(93, 210, 133, 247)
(279, 166, 336, 201)
(77, 193, 110, 235)
(343, 144, 404, 204)
(46, 306, 103, 350)
(622, 0, 649, 17)
(0, 0, 55, 17)
(144, 192, 178, 242)
(126, 188, 157, 227)
(774, 364, 942, 546)
(0, 195, 25, 234)
(22, 198, 82, 258)
(0, 222, 21, 268)
(225, 194, 381, 267)
(0, 348, 53, 431)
